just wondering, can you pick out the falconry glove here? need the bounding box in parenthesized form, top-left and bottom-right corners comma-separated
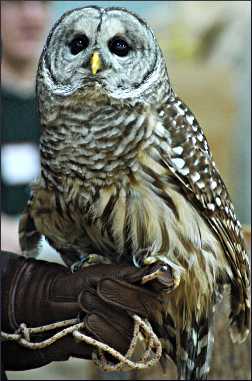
(1, 251, 164, 370)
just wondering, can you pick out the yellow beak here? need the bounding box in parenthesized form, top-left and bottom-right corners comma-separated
(90, 51, 102, 75)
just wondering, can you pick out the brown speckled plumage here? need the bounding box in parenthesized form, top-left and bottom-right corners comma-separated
(19, 6, 250, 380)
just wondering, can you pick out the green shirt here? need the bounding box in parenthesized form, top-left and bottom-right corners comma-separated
(1, 88, 41, 215)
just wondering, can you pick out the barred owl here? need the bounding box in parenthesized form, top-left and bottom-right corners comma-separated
(19, 6, 250, 380)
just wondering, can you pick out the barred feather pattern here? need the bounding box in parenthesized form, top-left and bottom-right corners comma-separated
(20, 91, 250, 378)
(19, 6, 250, 380)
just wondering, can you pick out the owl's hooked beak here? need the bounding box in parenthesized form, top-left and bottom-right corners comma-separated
(90, 51, 102, 75)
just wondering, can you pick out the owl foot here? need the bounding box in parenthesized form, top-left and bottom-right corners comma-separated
(71, 254, 111, 272)
(141, 261, 181, 293)
(141, 264, 168, 284)
(71, 255, 89, 272)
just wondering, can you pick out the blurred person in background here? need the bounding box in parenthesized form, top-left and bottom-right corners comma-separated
(1, 1, 52, 253)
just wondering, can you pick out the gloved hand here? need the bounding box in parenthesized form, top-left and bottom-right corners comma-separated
(1, 251, 164, 370)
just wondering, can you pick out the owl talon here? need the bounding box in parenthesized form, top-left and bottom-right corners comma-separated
(71, 256, 89, 272)
(71, 254, 111, 272)
(141, 267, 166, 284)
(141, 262, 180, 293)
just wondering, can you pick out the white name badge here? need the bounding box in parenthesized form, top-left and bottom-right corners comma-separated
(1, 143, 40, 185)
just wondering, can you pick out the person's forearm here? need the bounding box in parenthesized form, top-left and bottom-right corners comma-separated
(1, 251, 70, 332)
(0, 251, 75, 370)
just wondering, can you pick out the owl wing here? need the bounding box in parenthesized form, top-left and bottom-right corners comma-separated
(19, 197, 42, 257)
(159, 94, 250, 341)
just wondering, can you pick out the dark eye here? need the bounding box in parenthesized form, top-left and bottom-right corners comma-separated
(108, 37, 130, 57)
(69, 35, 89, 55)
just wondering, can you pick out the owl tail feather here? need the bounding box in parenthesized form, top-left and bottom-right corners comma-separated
(229, 282, 250, 344)
(177, 307, 214, 381)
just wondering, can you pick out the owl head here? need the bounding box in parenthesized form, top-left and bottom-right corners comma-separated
(37, 6, 170, 104)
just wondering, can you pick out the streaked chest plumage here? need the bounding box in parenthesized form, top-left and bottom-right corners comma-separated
(32, 98, 228, 320)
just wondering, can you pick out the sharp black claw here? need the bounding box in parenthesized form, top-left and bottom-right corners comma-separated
(70, 255, 89, 272)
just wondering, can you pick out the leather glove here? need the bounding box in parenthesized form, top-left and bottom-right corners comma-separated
(1, 251, 164, 370)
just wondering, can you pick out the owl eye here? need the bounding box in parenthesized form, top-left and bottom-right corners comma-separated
(69, 35, 89, 55)
(108, 37, 130, 57)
